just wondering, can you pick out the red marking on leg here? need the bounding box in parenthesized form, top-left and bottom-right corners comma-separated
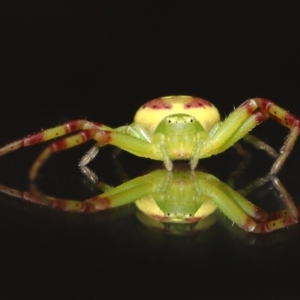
(87, 196, 111, 210)
(81, 121, 104, 130)
(253, 206, 268, 221)
(254, 112, 265, 125)
(283, 216, 298, 226)
(104, 131, 112, 143)
(22, 192, 38, 203)
(51, 199, 68, 210)
(241, 99, 258, 114)
(50, 139, 68, 152)
(242, 217, 256, 232)
(79, 130, 92, 141)
(22, 132, 45, 146)
(184, 97, 213, 109)
(87, 122, 104, 130)
(257, 222, 271, 233)
(267, 210, 288, 220)
(259, 99, 273, 112)
(142, 98, 172, 110)
(64, 120, 82, 133)
(95, 131, 112, 143)
(283, 112, 299, 127)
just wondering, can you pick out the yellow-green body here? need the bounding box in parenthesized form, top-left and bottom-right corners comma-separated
(0, 94, 299, 234)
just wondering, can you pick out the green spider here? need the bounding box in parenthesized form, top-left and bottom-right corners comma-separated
(0, 95, 298, 179)
(0, 166, 298, 234)
(0, 94, 299, 233)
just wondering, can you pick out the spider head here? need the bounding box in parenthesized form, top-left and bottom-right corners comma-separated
(154, 113, 207, 136)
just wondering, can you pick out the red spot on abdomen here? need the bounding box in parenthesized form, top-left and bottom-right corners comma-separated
(184, 97, 212, 109)
(142, 98, 172, 110)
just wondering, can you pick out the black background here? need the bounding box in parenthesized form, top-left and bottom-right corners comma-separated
(1, 1, 300, 299)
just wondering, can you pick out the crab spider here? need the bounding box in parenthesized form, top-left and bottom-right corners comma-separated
(0, 95, 299, 179)
(0, 167, 298, 234)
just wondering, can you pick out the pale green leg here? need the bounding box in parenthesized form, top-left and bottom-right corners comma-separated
(116, 123, 152, 142)
(208, 113, 261, 154)
(201, 175, 297, 233)
(94, 131, 160, 160)
(243, 134, 278, 158)
(86, 182, 154, 210)
(208, 104, 257, 148)
(30, 130, 160, 179)
(194, 103, 262, 160)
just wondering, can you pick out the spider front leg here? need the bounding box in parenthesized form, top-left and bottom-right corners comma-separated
(199, 98, 299, 174)
(0, 119, 114, 156)
(29, 129, 157, 180)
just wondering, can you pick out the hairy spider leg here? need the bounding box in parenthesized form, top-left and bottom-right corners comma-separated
(26, 98, 300, 177)
(29, 128, 165, 179)
(1, 98, 298, 176)
(243, 133, 278, 158)
(0, 120, 113, 156)
(252, 98, 300, 174)
(195, 98, 299, 172)
(0, 173, 156, 212)
(0, 170, 298, 233)
(29, 130, 98, 180)
(203, 175, 298, 233)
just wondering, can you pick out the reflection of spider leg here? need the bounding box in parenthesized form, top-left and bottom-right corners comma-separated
(226, 143, 251, 187)
(227, 133, 280, 187)
(206, 176, 298, 233)
(26, 175, 154, 212)
(237, 173, 299, 222)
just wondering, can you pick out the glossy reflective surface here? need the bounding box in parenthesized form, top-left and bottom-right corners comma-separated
(1, 2, 300, 298)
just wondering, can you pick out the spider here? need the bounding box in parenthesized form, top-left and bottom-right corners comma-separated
(0, 166, 298, 234)
(0, 95, 299, 179)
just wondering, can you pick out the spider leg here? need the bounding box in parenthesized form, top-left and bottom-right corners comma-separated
(192, 108, 265, 168)
(243, 98, 300, 174)
(29, 129, 158, 180)
(270, 125, 298, 174)
(29, 130, 98, 180)
(226, 135, 278, 187)
(243, 133, 278, 158)
(79, 143, 101, 166)
(204, 175, 298, 233)
(225, 143, 251, 187)
(0, 173, 155, 212)
(198, 98, 299, 173)
(236, 173, 298, 220)
(0, 120, 113, 157)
